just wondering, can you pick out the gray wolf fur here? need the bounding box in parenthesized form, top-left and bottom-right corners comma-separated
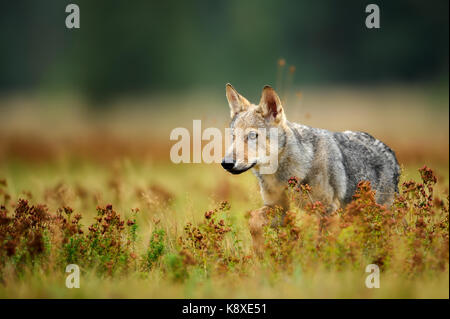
(221, 84, 400, 252)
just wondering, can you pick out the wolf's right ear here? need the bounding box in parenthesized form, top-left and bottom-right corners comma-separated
(226, 83, 250, 118)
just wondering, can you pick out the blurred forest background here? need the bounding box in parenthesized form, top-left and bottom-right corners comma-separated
(0, 0, 448, 102)
(0, 1, 448, 164)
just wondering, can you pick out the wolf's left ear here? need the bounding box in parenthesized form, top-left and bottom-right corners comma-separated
(259, 85, 285, 124)
(226, 83, 250, 118)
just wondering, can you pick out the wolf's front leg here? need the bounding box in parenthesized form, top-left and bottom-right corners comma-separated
(248, 206, 271, 256)
(249, 177, 289, 255)
(249, 203, 288, 257)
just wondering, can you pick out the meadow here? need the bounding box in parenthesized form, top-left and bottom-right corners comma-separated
(0, 86, 448, 298)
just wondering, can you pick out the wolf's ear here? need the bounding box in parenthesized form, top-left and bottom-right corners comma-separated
(226, 83, 250, 118)
(259, 85, 285, 124)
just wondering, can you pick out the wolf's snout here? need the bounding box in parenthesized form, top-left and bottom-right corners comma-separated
(221, 159, 235, 171)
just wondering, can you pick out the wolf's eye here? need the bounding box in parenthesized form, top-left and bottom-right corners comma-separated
(248, 131, 258, 140)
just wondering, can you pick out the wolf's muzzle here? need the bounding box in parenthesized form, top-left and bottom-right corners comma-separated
(221, 159, 256, 174)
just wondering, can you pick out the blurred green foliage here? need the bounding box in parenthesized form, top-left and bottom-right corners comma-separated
(0, 0, 448, 103)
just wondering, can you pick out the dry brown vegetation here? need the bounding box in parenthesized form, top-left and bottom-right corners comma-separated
(0, 89, 448, 298)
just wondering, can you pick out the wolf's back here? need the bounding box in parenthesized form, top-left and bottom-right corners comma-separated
(333, 130, 400, 205)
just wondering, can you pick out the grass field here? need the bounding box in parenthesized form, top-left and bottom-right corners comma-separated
(0, 87, 448, 298)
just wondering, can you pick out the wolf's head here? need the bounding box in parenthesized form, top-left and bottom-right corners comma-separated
(221, 84, 287, 175)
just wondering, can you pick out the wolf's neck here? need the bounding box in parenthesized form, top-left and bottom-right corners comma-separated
(252, 121, 315, 199)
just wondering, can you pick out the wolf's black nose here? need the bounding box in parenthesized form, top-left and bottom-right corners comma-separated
(221, 159, 235, 171)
